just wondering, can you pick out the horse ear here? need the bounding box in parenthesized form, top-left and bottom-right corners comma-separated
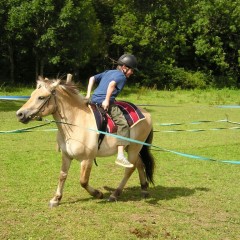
(66, 74, 73, 83)
(36, 76, 44, 88)
(38, 76, 44, 81)
(51, 79, 61, 90)
(36, 81, 41, 89)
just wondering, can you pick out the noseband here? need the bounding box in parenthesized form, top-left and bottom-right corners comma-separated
(30, 89, 57, 120)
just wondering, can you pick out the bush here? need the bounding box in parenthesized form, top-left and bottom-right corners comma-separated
(170, 68, 207, 89)
(211, 72, 238, 89)
(139, 64, 209, 90)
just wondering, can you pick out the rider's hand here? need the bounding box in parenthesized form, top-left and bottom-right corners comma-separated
(102, 100, 109, 111)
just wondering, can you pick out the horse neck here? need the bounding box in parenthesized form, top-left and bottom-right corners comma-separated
(52, 91, 91, 127)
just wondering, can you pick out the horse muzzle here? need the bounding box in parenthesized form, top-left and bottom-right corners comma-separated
(16, 109, 41, 124)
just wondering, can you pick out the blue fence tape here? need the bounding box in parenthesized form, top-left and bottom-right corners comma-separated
(1, 96, 239, 164)
(0, 122, 52, 134)
(156, 119, 230, 126)
(155, 118, 240, 133)
(217, 105, 240, 109)
(87, 128, 240, 165)
(1, 96, 240, 109)
(1, 122, 240, 164)
(0, 96, 30, 101)
(154, 126, 240, 133)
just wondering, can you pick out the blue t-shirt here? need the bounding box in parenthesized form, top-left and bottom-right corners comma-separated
(91, 70, 127, 104)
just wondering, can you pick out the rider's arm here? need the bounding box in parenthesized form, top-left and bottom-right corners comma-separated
(86, 76, 95, 99)
(102, 81, 116, 110)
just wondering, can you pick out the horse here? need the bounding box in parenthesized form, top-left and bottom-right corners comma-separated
(16, 74, 155, 207)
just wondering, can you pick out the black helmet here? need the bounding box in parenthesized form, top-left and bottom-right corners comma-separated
(117, 54, 138, 71)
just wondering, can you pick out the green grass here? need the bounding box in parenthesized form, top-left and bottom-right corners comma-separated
(0, 88, 240, 239)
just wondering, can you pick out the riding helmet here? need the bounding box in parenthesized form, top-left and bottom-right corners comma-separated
(117, 54, 138, 71)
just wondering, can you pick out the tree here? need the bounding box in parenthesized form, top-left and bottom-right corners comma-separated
(2, 0, 105, 82)
(0, 1, 20, 84)
(0, 0, 239, 87)
(111, 0, 190, 88)
(190, 0, 240, 86)
(110, 0, 240, 88)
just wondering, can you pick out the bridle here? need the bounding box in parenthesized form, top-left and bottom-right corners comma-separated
(29, 89, 58, 120)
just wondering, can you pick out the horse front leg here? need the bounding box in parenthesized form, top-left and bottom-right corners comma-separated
(49, 152, 72, 208)
(80, 159, 103, 199)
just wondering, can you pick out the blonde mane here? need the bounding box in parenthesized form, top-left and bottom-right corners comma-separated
(37, 76, 86, 104)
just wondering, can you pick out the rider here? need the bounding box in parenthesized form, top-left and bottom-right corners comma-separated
(85, 54, 138, 168)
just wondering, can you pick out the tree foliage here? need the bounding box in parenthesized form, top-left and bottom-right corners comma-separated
(0, 0, 104, 83)
(0, 0, 239, 88)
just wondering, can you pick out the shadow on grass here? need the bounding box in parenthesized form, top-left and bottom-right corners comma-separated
(145, 185, 209, 204)
(61, 185, 210, 206)
(103, 185, 210, 204)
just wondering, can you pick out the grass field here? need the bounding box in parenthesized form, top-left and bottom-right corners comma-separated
(0, 86, 240, 239)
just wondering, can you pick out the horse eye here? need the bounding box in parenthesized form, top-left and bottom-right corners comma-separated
(38, 96, 45, 100)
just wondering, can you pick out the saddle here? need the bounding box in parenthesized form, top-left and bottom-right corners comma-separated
(89, 101, 145, 149)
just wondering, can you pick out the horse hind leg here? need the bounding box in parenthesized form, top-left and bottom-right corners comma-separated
(137, 129, 155, 198)
(108, 130, 155, 202)
(108, 166, 136, 202)
(49, 152, 72, 208)
(108, 152, 138, 202)
(136, 155, 150, 198)
(109, 155, 150, 200)
(80, 159, 103, 199)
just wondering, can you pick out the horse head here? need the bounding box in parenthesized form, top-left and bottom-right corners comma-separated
(16, 76, 61, 124)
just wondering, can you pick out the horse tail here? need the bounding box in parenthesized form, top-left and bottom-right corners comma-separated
(139, 128, 155, 185)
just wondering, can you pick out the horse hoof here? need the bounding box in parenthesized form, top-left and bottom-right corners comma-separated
(141, 190, 149, 198)
(96, 191, 104, 199)
(49, 201, 59, 208)
(108, 195, 117, 202)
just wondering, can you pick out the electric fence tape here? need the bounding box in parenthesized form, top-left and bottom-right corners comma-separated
(0, 96, 30, 101)
(154, 118, 240, 133)
(1, 96, 239, 164)
(1, 120, 239, 165)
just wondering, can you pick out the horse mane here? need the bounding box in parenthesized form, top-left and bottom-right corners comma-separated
(59, 80, 80, 95)
(37, 76, 86, 104)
